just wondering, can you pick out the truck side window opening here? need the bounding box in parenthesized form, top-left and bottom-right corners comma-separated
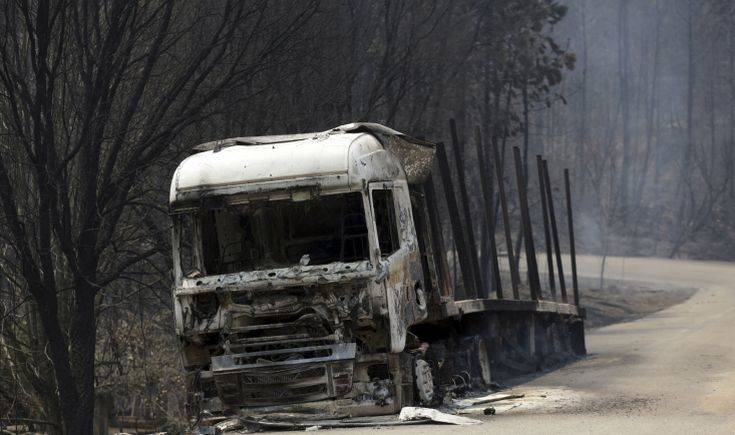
(192, 192, 369, 275)
(372, 189, 400, 257)
(178, 214, 198, 277)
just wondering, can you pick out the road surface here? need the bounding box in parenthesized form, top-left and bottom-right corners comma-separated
(305, 256, 735, 434)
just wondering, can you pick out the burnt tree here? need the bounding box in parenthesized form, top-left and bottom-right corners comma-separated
(0, 1, 315, 432)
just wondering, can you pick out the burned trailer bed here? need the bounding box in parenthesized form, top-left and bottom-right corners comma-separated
(403, 140, 586, 385)
(169, 123, 586, 423)
(413, 297, 586, 384)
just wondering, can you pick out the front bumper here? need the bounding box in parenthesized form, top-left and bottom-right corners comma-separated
(211, 343, 356, 407)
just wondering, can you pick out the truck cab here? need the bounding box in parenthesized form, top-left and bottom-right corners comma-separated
(169, 124, 439, 417)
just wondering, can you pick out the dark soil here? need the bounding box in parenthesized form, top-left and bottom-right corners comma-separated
(574, 277, 696, 328)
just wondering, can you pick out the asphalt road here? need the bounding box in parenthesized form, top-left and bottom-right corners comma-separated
(314, 256, 735, 434)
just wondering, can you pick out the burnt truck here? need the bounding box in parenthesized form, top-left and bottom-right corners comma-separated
(169, 123, 585, 420)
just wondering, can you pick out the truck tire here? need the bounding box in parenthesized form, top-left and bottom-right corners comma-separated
(473, 337, 493, 386)
(414, 358, 434, 404)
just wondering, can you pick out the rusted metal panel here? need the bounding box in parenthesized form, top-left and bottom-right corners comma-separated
(454, 298, 584, 317)
(175, 260, 374, 296)
(370, 181, 427, 353)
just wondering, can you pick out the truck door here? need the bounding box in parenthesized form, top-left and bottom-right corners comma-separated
(369, 181, 426, 353)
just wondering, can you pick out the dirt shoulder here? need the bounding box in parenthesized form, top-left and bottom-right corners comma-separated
(575, 276, 696, 328)
(508, 254, 698, 329)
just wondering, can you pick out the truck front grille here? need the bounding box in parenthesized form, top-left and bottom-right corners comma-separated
(211, 343, 356, 407)
(240, 366, 325, 385)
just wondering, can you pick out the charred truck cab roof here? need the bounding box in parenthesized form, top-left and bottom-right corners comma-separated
(170, 123, 435, 209)
(170, 124, 438, 417)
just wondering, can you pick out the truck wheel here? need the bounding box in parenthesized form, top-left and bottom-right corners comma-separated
(414, 358, 434, 404)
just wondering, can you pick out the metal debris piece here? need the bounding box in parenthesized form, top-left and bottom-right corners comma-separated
(414, 359, 434, 404)
(397, 407, 482, 425)
(238, 416, 425, 430)
(214, 418, 246, 432)
(373, 379, 392, 406)
(457, 402, 522, 415)
(453, 392, 525, 408)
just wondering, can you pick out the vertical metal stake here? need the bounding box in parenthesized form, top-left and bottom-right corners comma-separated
(491, 137, 520, 298)
(423, 179, 453, 298)
(542, 160, 567, 302)
(436, 142, 475, 300)
(449, 119, 484, 298)
(513, 146, 541, 299)
(564, 169, 580, 306)
(475, 127, 502, 299)
(537, 155, 557, 300)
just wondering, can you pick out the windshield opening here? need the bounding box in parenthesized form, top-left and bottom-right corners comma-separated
(189, 192, 369, 275)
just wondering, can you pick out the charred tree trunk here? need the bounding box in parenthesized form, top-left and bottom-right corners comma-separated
(618, 0, 631, 225)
